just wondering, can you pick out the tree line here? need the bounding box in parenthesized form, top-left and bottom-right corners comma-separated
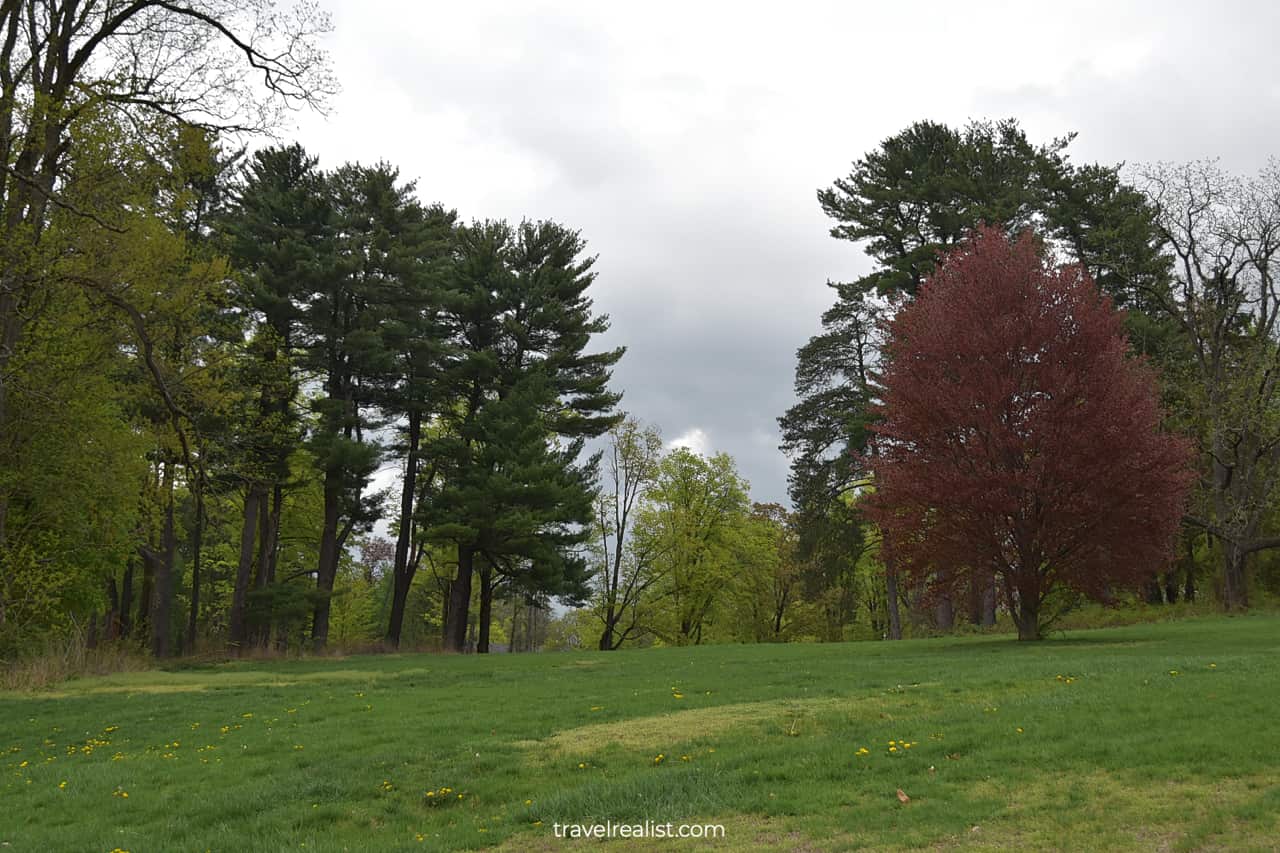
(781, 119, 1280, 640)
(0, 1, 634, 660)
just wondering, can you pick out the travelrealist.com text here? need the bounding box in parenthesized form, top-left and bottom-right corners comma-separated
(551, 821, 726, 840)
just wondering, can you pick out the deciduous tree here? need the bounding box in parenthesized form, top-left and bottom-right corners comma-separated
(866, 227, 1194, 640)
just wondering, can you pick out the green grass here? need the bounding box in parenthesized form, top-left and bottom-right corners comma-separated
(2, 615, 1278, 851)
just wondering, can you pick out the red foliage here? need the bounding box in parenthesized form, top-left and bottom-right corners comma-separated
(864, 227, 1194, 638)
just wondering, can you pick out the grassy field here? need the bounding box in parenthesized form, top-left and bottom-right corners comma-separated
(2, 616, 1278, 852)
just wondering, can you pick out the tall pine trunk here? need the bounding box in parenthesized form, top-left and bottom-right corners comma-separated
(445, 543, 475, 652)
(387, 411, 421, 647)
(311, 469, 343, 649)
(229, 485, 262, 649)
(477, 564, 493, 653)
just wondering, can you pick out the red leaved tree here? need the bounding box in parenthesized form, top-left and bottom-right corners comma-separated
(865, 226, 1194, 640)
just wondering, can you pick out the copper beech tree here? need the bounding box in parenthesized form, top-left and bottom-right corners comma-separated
(865, 227, 1194, 640)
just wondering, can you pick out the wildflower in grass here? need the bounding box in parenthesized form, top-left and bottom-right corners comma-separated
(525, 799, 533, 806)
(104, 726, 119, 734)
(857, 747, 870, 756)
(1016, 727, 1024, 733)
(241, 713, 253, 719)
(415, 834, 425, 842)
(1209, 663, 1217, 669)
(18, 760, 28, 768)
(654, 753, 665, 764)
(589, 706, 603, 711)
(381, 780, 394, 792)
(889, 746, 898, 753)
(112, 787, 129, 799)
(1169, 670, 1179, 676)
(578, 762, 586, 769)
(294, 745, 304, 751)
(58, 780, 67, 789)
(680, 755, 690, 762)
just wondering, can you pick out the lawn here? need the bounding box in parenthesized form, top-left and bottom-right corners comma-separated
(2, 615, 1278, 851)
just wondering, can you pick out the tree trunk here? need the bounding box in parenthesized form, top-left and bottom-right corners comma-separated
(120, 561, 135, 639)
(252, 490, 279, 646)
(981, 579, 996, 627)
(137, 546, 154, 643)
(150, 462, 176, 657)
(186, 485, 203, 652)
(311, 469, 343, 649)
(884, 550, 903, 640)
(1014, 590, 1042, 641)
(477, 564, 493, 654)
(387, 411, 421, 647)
(105, 577, 121, 641)
(1183, 535, 1197, 603)
(1222, 542, 1249, 610)
(229, 485, 262, 649)
(445, 544, 475, 652)
(934, 591, 954, 631)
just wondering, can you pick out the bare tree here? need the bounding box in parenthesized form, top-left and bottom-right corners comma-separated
(593, 417, 663, 650)
(0, 0, 334, 546)
(1134, 160, 1280, 609)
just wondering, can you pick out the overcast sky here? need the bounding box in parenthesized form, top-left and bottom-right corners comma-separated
(293, 1, 1280, 506)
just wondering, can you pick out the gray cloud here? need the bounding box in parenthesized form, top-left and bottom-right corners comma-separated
(295, 0, 1280, 505)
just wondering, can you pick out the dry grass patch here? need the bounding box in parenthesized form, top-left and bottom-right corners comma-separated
(521, 696, 874, 757)
(938, 770, 1280, 851)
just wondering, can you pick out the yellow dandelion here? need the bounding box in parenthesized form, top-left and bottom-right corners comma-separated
(525, 799, 533, 806)
(241, 713, 253, 719)
(680, 755, 690, 762)
(578, 762, 586, 769)
(1016, 727, 1024, 733)
(889, 746, 898, 752)
(58, 780, 67, 789)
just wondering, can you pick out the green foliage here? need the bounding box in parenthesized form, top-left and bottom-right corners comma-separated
(635, 449, 750, 645)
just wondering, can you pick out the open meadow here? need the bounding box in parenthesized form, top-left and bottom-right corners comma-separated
(3, 615, 1278, 851)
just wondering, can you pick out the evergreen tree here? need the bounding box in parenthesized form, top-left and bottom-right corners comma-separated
(421, 220, 623, 652)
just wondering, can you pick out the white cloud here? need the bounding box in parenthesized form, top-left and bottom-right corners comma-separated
(668, 427, 710, 457)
